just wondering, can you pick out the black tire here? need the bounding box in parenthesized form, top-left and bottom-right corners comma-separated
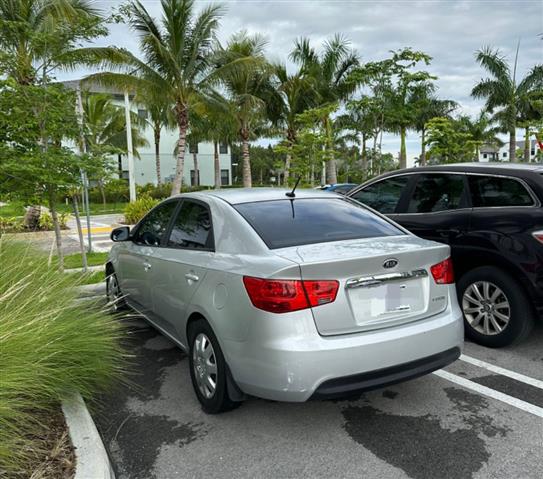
(187, 319, 240, 414)
(457, 266, 534, 348)
(106, 272, 127, 312)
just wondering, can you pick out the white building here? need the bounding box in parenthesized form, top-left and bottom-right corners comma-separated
(64, 80, 232, 187)
(478, 139, 540, 162)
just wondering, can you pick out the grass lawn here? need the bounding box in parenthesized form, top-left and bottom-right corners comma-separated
(64, 252, 109, 269)
(0, 200, 127, 218)
(77, 270, 105, 285)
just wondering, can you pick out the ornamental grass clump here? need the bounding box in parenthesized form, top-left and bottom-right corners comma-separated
(0, 240, 125, 474)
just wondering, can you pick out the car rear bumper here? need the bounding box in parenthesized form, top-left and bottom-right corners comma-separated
(224, 300, 464, 402)
(310, 346, 460, 400)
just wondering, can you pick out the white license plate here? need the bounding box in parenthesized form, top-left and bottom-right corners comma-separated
(348, 279, 425, 324)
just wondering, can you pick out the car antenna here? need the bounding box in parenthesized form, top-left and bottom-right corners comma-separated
(285, 176, 301, 198)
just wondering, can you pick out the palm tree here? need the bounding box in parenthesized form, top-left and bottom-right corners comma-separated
(410, 84, 457, 165)
(472, 46, 543, 162)
(83, 0, 224, 195)
(290, 35, 360, 183)
(338, 100, 377, 176)
(458, 112, 502, 161)
(137, 96, 175, 185)
(269, 64, 318, 185)
(215, 32, 273, 187)
(0, 0, 102, 84)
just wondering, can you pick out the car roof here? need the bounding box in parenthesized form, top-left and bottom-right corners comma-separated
(387, 162, 543, 175)
(176, 187, 341, 205)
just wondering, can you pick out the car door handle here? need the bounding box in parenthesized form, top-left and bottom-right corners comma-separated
(143, 262, 152, 272)
(185, 273, 199, 282)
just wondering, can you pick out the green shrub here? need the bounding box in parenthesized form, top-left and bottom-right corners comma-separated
(137, 182, 172, 199)
(88, 178, 130, 203)
(38, 211, 70, 230)
(0, 216, 24, 233)
(123, 195, 159, 224)
(0, 241, 125, 474)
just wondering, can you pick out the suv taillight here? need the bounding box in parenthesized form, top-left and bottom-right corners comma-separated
(532, 231, 543, 244)
(430, 257, 455, 284)
(243, 276, 339, 314)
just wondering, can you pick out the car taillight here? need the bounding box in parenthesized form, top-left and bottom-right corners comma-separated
(303, 280, 339, 307)
(430, 257, 455, 284)
(243, 276, 339, 314)
(533, 231, 543, 244)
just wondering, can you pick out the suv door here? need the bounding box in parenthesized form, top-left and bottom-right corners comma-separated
(119, 200, 178, 314)
(151, 199, 214, 341)
(349, 175, 412, 221)
(394, 172, 471, 251)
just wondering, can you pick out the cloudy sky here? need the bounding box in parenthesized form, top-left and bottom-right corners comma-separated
(63, 0, 543, 163)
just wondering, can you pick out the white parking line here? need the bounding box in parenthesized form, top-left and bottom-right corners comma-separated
(460, 354, 543, 389)
(433, 370, 543, 418)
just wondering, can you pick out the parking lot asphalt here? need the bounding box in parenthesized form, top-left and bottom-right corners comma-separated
(94, 319, 543, 479)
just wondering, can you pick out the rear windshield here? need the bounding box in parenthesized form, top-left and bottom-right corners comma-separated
(234, 198, 403, 249)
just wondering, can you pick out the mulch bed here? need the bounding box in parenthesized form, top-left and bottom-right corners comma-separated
(10, 406, 75, 479)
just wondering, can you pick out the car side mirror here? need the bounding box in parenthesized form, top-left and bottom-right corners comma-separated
(111, 226, 130, 242)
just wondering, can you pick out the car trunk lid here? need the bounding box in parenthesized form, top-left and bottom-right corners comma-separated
(275, 236, 451, 336)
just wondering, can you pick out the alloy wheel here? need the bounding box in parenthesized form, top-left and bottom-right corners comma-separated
(192, 333, 218, 399)
(107, 275, 122, 311)
(462, 281, 511, 336)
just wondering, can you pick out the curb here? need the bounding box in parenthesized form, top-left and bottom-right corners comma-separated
(62, 393, 115, 479)
(65, 265, 104, 274)
(76, 283, 106, 298)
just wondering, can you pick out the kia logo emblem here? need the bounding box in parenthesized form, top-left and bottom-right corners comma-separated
(383, 258, 398, 269)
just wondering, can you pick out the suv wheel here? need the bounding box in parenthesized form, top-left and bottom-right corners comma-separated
(457, 266, 534, 347)
(106, 273, 126, 312)
(188, 319, 240, 414)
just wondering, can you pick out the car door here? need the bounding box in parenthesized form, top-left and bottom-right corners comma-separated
(118, 200, 178, 314)
(349, 174, 413, 222)
(150, 199, 214, 341)
(394, 173, 471, 254)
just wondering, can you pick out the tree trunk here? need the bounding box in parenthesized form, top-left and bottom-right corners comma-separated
(400, 126, 407, 169)
(213, 141, 221, 189)
(171, 103, 188, 196)
(48, 189, 64, 272)
(154, 126, 161, 185)
(241, 126, 252, 187)
(360, 132, 367, 173)
(475, 145, 480, 162)
(509, 128, 517, 163)
(72, 194, 87, 272)
(98, 179, 106, 206)
(192, 151, 199, 187)
(284, 153, 291, 186)
(324, 117, 337, 184)
(284, 129, 295, 186)
(420, 127, 426, 166)
(524, 127, 530, 162)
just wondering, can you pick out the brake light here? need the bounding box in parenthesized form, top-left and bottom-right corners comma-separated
(533, 231, 543, 244)
(430, 257, 454, 284)
(303, 280, 339, 307)
(243, 277, 339, 313)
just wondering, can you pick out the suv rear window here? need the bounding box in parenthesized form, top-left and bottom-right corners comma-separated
(234, 199, 403, 249)
(468, 175, 534, 207)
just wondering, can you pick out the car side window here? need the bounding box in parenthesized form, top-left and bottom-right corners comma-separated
(351, 176, 409, 214)
(407, 174, 465, 213)
(468, 175, 534, 207)
(167, 201, 214, 250)
(132, 201, 177, 246)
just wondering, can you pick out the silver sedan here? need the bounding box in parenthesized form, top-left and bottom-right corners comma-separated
(107, 188, 463, 413)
